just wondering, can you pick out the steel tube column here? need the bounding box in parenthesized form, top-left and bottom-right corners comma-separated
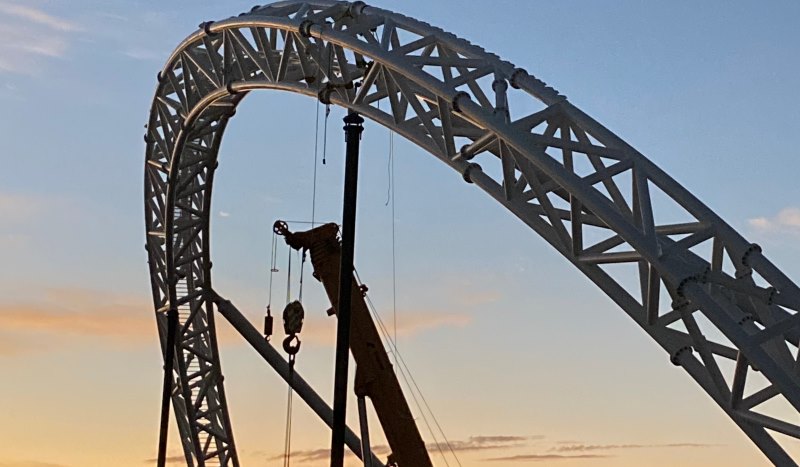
(331, 112, 365, 467)
(156, 308, 178, 467)
(357, 396, 373, 467)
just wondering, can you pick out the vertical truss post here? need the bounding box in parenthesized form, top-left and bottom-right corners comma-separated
(156, 307, 178, 467)
(357, 394, 373, 467)
(331, 112, 365, 467)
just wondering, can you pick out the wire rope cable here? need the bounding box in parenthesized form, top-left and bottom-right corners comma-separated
(354, 269, 462, 467)
(311, 101, 321, 228)
(389, 130, 398, 355)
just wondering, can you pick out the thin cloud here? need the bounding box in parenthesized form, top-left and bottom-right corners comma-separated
(486, 453, 609, 462)
(749, 207, 800, 234)
(270, 435, 539, 463)
(0, 461, 72, 467)
(219, 210, 231, 218)
(0, 288, 155, 353)
(295, 310, 472, 347)
(552, 443, 718, 452)
(445, 435, 536, 452)
(0, 2, 82, 75)
(0, 287, 327, 356)
(124, 46, 164, 62)
(470, 435, 537, 444)
(142, 454, 186, 464)
(268, 448, 351, 463)
(0, 3, 82, 32)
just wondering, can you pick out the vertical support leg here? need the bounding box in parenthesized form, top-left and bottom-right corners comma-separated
(331, 112, 365, 467)
(357, 395, 373, 467)
(157, 307, 179, 467)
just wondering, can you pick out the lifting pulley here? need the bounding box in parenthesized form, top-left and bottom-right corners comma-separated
(282, 300, 304, 358)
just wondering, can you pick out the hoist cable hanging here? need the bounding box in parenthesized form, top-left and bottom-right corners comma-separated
(311, 101, 321, 228)
(268, 231, 278, 309)
(264, 231, 279, 339)
(285, 246, 292, 304)
(298, 249, 307, 303)
(282, 365, 295, 467)
(322, 42, 332, 165)
(322, 105, 330, 165)
(389, 130, 398, 353)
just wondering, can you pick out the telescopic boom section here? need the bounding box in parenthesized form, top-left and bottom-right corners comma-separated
(278, 222, 432, 467)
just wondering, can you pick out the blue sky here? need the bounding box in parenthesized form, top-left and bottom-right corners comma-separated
(1, 1, 799, 466)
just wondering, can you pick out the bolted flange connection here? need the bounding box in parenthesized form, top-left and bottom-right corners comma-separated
(462, 163, 482, 183)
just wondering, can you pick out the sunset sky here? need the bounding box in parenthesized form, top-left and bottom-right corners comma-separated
(2, 1, 800, 466)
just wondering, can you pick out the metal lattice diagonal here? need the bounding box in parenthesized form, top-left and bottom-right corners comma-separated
(144, 1, 800, 465)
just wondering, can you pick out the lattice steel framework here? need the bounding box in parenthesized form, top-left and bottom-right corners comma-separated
(144, 1, 800, 465)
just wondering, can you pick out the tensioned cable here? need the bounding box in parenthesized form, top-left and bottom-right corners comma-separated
(354, 269, 462, 467)
(361, 288, 457, 467)
(267, 231, 278, 310)
(283, 382, 294, 467)
(301, 100, 320, 303)
(285, 245, 293, 304)
(283, 247, 298, 467)
(389, 130, 397, 357)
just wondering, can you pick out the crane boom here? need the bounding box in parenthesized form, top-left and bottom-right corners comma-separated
(278, 222, 433, 467)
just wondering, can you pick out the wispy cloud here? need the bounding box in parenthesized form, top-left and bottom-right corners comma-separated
(0, 3, 82, 32)
(0, 288, 155, 356)
(485, 453, 609, 462)
(267, 434, 540, 464)
(0, 461, 72, 467)
(295, 309, 472, 347)
(254, 432, 718, 465)
(445, 435, 538, 452)
(268, 448, 343, 463)
(142, 454, 186, 465)
(123, 46, 164, 62)
(551, 442, 717, 452)
(749, 207, 800, 235)
(0, 2, 82, 75)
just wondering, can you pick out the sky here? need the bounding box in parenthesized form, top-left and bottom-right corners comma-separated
(1, 0, 800, 466)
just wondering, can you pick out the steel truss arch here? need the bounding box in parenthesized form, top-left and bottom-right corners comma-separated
(144, 1, 800, 465)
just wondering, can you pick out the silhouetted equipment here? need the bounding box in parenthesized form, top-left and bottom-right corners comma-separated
(156, 307, 179, 467)
(278, 223, 434, 467)
(264, 311, 274, 340)
(282, 300, 305, 356)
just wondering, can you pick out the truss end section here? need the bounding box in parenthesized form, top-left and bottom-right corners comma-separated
(741, 243, 763, 269)
(670, 345, 693, 366)
(462, 163, 482, 184)
(200, 21, 217, 37)
(451, 91, 471, 113)
(299, 19, 316, 38)
(348, 1, 367, 17)
(510, 68, 565, 104)
(675, 268, 709, 299)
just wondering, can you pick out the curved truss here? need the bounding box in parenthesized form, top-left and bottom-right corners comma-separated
(144, 1, 800, 465)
